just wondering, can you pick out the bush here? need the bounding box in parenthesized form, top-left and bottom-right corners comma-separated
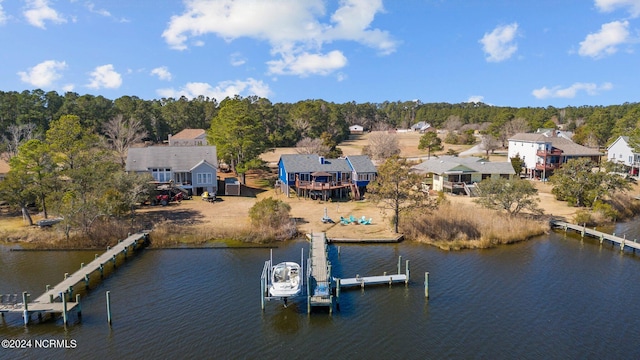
(248, 197, 297, 241)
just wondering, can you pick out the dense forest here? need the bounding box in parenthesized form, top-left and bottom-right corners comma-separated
(1, 89, 639, 152)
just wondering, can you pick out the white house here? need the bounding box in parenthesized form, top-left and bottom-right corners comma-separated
(508, 133, 602, 180)
(411, 121, 431, 133)
(349, 125, 364, 134)
(126, 146, 217, 196)
(607, 136, 638, 166)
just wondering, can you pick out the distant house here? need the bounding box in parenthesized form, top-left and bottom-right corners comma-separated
(126, 146, 217, 196)
(607, 136, 639, 174)
(411, 156, 515, 196)
(508, 133, 602, 179)
(411, 121, 432, 133)
(349, 125, 364, 134)
(168, 129, 208, 146)
(535, 128, 573, 140)
(277, 154, 376, 200)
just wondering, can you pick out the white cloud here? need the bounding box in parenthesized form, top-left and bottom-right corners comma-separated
(267, 50, 348, 76)
(24, 0, 66, 29)
(479, 23, 519, 62)
(0, 0, 7, 25)
(595, 0, 640, 17)
(17, 60, 67, 87)
(87, 64, 122, 89)
(62, 84, 75, 92)
(467, 96, 485, 103)
(151, 66, 172, 81)
(230, 52, 246, 67)
(86, 2, 111, 17)
(532, 82, 613, 99)
(161, 0, 396, 77)
(579, 20, 629, 58)
(157, 78, 272, 100)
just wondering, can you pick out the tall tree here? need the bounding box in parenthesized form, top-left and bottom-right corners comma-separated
(207, 96, 268, 182)
(10, 139, 55, 219)
(363, 131, 400, 161)
(102, 114, 148, 168)
(418, 131, 443, 158)
(367, 156, 436, 233)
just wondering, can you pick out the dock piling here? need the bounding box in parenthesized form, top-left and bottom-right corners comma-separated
(397, 255, 402, 275)
(405, 260, 410, 284)
(22, 291, 29, 326)
(424, 272, 429, 299)
(76, 294, 82, 321)
(106, 291, 112, 325)
(62, 292, 68, 326)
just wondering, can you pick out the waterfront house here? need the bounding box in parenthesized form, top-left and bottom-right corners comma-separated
(277, 154, 376, 200)
(607, 136, 639, 175)
(126, 146, 217, 196)
(411, 156, 515, 196)
(168, 129, 208, 146)
(507, 133, 602, 180)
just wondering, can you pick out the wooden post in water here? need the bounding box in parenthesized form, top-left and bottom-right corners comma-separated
(260, 276, 265, 311)
(397, 255, 402, 274)
(64, 272, 69, 280)
(406, 260, 410, 284)
(99, 264, 104, 279)
(76, 294, 82, 321)
(112, 255, 117, 268)
(81, 262, 84, 269)
(84, 274, 90, 290)
(22, 291, 29, 326)
(424, 272, 429, 299)
(621, 236, 625, 251)
(62, 292, 68, 326)
(106, 291, 112, 325)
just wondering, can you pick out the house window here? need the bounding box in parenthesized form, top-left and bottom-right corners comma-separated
(481, 174, 490, 180)
(358, 173, 375, 181)
(500, 174, 510, 179)
(196, 173, 213, 184)
(151, 168, 172, 182)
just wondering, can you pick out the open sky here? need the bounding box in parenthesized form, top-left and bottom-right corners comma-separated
(2, 0, 640, 107)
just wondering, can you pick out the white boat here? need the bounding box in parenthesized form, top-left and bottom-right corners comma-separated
(269, 261, 302, 298)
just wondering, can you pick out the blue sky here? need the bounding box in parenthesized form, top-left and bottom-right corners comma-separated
(1, 0, 640, 107)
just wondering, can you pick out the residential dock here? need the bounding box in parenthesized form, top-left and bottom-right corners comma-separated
(551, 220, 640, 252)
(307, 232, 333, 312)
(0, 232, 149, 325)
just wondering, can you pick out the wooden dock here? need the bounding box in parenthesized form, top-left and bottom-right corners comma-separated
(307, 233, 332, 312)
(551, 221, 640, 251)
(339, 274, 407, 288)
(0, 232, 149, 325)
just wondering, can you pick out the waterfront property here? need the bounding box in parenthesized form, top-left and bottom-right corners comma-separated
(167, 128, 208, 146)
(277, 154, 377, 200)
(126, 145, 218, 196)
(411, 156, 515, 196)
(508, 132, 602, 180)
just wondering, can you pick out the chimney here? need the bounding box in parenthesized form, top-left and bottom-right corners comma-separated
(319, 156, 325, 164)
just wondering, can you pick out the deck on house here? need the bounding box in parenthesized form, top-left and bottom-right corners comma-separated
(552, 220, 640, 251)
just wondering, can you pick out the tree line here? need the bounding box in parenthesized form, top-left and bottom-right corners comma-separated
(2, 90, 640, 154)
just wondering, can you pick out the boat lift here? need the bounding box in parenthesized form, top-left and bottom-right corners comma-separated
(260, 248, 305, 309)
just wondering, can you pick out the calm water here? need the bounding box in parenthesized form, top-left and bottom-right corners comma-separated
(2, 220, 640, 359)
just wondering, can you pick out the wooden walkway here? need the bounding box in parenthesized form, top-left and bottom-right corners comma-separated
(551, 221, 640, 251)
(0, 232, 149, 325)
(339, 274, 408, 288)
(307, 233, 332, 311)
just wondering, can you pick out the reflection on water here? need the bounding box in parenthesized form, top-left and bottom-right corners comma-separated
(2, 222, 640, 358)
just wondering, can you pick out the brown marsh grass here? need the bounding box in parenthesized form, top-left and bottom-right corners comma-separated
(403, 202, 549, 250)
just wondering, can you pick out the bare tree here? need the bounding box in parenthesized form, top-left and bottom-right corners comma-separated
(296, 137, 330, 157)
(363, 131, 400, 161)
(481, 134, 500, 156)
(1, 123, 38, 161)
(103, 115, 148, 168)
(444, 115, 463, 132)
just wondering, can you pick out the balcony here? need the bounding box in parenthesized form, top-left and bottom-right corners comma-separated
(535, 163, 560, 171)
(536, 149, 563, 157)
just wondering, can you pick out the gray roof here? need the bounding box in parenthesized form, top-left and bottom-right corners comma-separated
(346, 155, 377, 173)
(279, 154, 352, 174)
(412, 156, 515, 175)
(509, 133, 602, 156)
(126, 146, 218, 172)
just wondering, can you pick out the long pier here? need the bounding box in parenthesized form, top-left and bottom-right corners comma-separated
(551, 220, 640, 251)
(0, 232, 149, 325)
(307, 233, 332, 312)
